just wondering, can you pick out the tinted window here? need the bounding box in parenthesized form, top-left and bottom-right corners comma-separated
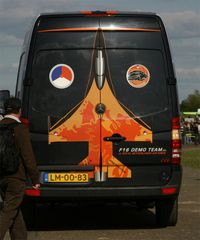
(102, 32, 163, 49)
(35, 16, 99, 49)
(38, 16, 98, 30)
(35, 31, 98, 50)
(29, 49, 94, 132)
(100, 16, 160, 29)
(106, 49, 168, 117)
(16, 53, 26, 98)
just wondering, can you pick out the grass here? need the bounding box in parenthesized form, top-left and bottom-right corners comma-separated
(182, 146, 200, 168)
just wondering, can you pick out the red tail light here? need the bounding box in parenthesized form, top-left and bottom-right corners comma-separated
(80, 11, 93, 15)
(106, 11, 119, 15)
(80, 11, 118, 16)
(20, 117, 29, 127)
(161, 187, 177, 195)
(171, 117, 181, 164)
(172, 117, 180, 129)
(172, 139, 182, 149)
(25, 189, 41, 197)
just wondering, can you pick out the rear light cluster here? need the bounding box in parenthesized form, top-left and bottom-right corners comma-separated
(172, 117, 182, 164)
(161, 187, 177, 195)
(25, 189, 41, 197)
(20, 117, 29, 127)
(80, 11, 119, 16)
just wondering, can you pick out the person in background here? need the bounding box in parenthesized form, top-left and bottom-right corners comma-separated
(0, 97, 40, 240)
(198, 122, 200, 144)
(194, 122, 200, 145)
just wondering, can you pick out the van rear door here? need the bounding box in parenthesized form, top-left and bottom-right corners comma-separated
(99, 16, 172, 186)
(29, 16, 102, 182)
(28, 14, 173, 187)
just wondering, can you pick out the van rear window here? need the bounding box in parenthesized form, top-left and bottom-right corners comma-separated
(29, 17, 169, 132)
(102, 32, 163, 49)
(29, 49, 94, 132)
(35, 32, 98, 49)
(106, 49, 168, 117)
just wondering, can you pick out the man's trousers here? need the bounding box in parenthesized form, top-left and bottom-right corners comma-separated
(0, 178, 27, 240)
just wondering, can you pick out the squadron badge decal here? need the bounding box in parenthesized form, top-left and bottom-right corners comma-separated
(126, 64, 150, 88)
(49, 64, 74, 89)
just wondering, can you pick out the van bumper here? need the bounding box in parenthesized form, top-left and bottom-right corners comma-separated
(25, 184, 181, 201)
(25, 165, 182, 200)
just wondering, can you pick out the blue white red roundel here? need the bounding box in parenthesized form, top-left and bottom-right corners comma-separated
(49, 64, 74, 89)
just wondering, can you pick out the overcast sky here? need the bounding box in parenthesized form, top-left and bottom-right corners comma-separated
(0, 0, 199, 102)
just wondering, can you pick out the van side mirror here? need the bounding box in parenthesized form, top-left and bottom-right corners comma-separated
(0, 90, 10, 115)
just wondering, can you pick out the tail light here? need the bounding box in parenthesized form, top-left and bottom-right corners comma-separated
(172, 117, 180, 129)
(20, 117, 29, 127)
(161, 187, 177, 195)
(171, 117, 181, 164)
(80, 11, 118, 16)
(25, 189, 41, 197)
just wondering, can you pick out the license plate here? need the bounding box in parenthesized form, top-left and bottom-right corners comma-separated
(43, 172, 89, 183)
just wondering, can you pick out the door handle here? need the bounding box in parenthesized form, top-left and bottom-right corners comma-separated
(103, 134, 126, 143)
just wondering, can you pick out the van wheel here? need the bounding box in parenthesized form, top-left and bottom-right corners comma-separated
(155, 198, 178, 227)
(21, 198, 37, 230)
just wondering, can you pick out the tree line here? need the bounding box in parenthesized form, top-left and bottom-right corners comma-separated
(180, 90, 200, 112)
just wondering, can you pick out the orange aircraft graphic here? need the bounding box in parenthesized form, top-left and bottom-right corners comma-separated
(49, 77, 152, 179)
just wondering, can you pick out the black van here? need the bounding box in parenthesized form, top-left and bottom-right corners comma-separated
(0, 11, 182, 227)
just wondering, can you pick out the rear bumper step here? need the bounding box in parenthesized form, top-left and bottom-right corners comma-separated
(25, 185, 180, 200)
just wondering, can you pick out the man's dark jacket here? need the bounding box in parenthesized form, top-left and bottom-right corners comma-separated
(0, 117, 39, 184)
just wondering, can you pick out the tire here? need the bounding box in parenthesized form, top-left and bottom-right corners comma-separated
(155, 198, 178, 227)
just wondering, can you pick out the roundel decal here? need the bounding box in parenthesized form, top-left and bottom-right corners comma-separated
(49, 64, 74, 89)
(126, 64, 150, 88)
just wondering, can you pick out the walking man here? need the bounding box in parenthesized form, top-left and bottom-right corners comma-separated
(0, 97, 40, 240)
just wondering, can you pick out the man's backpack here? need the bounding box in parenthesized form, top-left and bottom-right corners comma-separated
(0, 122, 20, 176)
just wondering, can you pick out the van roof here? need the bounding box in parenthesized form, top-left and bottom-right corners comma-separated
(38, 11, 157, 18)
(22, 11, 162, 53)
